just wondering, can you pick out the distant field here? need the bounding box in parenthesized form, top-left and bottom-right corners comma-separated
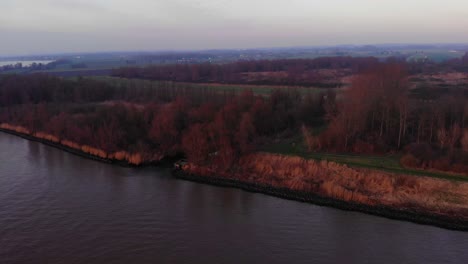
(90, 76, 337, 96)
(404, 49, 465, 62)
(39, 69, 112, 77)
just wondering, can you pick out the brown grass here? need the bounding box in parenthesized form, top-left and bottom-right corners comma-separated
(0, 123, 31, 135)
(184, 152, 468, 219)
(1, 123, 148, 165)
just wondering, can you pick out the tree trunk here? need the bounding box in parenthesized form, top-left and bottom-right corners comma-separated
(398, 110, 403, 149)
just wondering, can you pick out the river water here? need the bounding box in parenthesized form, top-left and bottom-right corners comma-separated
(0, 132, 467, 264)
(0, 61, 54, 67)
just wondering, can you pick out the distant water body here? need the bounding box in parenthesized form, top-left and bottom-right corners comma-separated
(0, 60, 53, 67)
(0, 132, 467, 264)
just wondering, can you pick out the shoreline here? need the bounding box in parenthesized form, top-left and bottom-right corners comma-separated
(0, 128, 177, 167)
(173, 169, 468, 231)
(1, 128, 467, 231)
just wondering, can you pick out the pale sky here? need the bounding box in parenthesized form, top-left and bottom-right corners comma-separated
(1, 0, 468, 56)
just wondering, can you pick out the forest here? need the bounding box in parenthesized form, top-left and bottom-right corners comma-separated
(0, 57, 467, 174)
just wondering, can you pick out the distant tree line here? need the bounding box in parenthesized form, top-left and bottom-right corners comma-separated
(112, 57, 379, 86)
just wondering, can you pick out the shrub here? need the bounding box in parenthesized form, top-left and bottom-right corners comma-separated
(433, 157, 451, 171)
(452, 163, 468, 174)
(352, 140, 375, 154)
(400, 154, 420, 168)
(405, 143, 435, 162)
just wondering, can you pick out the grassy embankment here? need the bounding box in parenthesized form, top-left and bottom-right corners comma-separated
(179, 152, 468, 230)
(262, 134, 468, 182)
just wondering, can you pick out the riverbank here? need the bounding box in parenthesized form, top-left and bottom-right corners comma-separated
(174, 154, 468, 231)
(0, 127, 116, 163)
(2, 127, 467, 231)
(0, 127, 178, 167)
(173, 169, 468, 231)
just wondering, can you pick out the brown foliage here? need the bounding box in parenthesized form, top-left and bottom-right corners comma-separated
(322, 63, 408, 151)
(184, 153, 468, 219)
(61, 140, 81, 150)
(302, 125, 319, 151)
(352, 140, 375, 154)
(0, 123, 30, 135)
(236, 112, 256, 153)
(182, 123, 212, 165)
(461, 129, 468, 152)
(127, 153, 143, 165)
(400, 154, 420, 168)
(433, 157, 451, 172)
(34, 132, 60, 143)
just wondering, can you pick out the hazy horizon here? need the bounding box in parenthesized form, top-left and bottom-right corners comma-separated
(1, 0, 468, 56)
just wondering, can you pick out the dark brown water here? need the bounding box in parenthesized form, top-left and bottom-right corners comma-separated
(1, 132, 467, 264)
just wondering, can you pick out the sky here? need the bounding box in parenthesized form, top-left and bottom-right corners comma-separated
(1, 0, 468, 56)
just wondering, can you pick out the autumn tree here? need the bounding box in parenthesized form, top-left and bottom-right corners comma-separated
(182, 123, 213, 165)
(236, 112, 256, 153)
(461, 129, 468, 152)
(323, 62, 408, 151)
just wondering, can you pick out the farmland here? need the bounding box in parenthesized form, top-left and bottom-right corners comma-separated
(91, 76, 335, 96)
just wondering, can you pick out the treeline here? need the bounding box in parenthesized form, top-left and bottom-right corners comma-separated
(0, 74, 330, 168)
(445, 52, 468, 72)
(0, 61, 55, 73)
(0, 75, 115, 106)
(305, 63, 468, 173)
(112, 57, 379, 86)
(408, 52, 468, 74)
(0, 74, 235, 106)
